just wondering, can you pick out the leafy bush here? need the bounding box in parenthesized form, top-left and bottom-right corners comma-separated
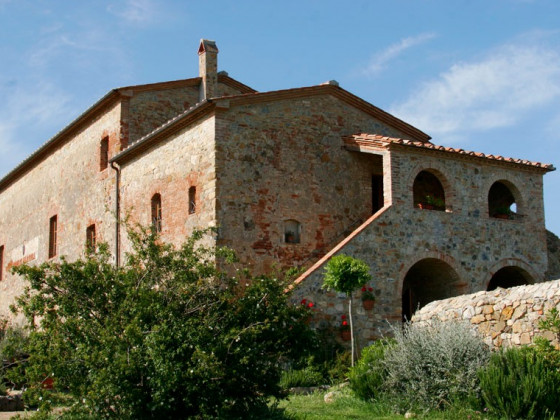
(279, 365, 324, 389)
(382, 320, 490, 412)
(479, 346, 560, 419)
(11, 227, 316, 419)
(348, 339, 392, 401)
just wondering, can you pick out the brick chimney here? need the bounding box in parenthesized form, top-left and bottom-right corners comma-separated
(198, 39, 219, 101)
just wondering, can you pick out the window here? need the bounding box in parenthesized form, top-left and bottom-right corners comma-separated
(49, 215, 58, 258)
(100, 137, 109, 171)
(151, 194, 162, 233)
(488, 181, 518, 220)
(413, 170, 446, 211)
(188, 186, 196, 214)
(284, 220, 301, 244)
(86, 224, 96, 250)
(0, 246, 3, 281)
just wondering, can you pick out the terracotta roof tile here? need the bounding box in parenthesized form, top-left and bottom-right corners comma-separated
(343, 133, 555, 171)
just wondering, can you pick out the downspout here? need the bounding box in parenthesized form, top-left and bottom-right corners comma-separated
(110, 161, 121, 267)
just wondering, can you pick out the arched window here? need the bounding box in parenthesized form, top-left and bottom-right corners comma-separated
(99, 137, 109, 171)
(284, 220, 301, 244)
(151, 193, 162, 233)
(188, 186, 196, 214)
(488, 181, 518, 220)
(413, 170, 446, 211)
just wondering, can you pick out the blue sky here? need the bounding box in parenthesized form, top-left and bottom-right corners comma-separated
(1, 0, 559, 234)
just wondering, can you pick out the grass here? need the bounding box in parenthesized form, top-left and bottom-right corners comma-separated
(274, 387, 495, 420)
(275, 387, 399, 420)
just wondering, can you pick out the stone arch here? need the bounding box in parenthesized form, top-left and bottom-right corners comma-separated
(398, 252, 468, 321)
(407, 164, 455, 212)
(485, 178, 524, 219)
(484, 259, 540, 291)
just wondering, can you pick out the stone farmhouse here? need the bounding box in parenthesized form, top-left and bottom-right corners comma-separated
(0, 40, 555, 341)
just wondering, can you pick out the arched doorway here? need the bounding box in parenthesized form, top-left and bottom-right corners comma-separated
(487, 266, 534, 291)
(402, 258, 466, 321)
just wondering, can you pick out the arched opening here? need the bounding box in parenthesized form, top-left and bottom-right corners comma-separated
(402, 258, 465, 321)
(413, 170, 446, 211)
(284, 219, 301, 244)
(151, 193, 162, 233)
(487, 266, 533, 291)
(488, 181, 518, 220)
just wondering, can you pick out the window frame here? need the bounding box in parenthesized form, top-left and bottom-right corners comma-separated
(49, 215, 58, 258)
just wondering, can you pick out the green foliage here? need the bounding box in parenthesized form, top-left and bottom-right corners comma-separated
(348, 339, 392, 401)
(11, 226, 315, 419)
(326, 351, 351, 384)
(279, 365, 324, 389)
(322, 255, 371, 296)
(0, 321, 29, 393)
(539, 307, 560, 342)
(382, 320, 490, 412)
(479, 346, 560, 420)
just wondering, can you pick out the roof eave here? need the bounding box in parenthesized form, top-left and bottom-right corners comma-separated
(111, 100, 215, 165)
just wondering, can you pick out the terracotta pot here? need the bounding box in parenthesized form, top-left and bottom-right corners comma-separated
(362, 299, 375, 310)
(418, 203, 434, 210)
(340, 330, 351, 341)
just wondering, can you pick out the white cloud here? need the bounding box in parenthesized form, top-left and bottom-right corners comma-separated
(364, 33, 436, 76)
(0, 82, 72, 176)
(107, 0, 158, 24)
(390, 43, 560, 143)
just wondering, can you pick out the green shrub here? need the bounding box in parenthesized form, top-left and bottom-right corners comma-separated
(382, 320, 490, 412)
(479, 346, 560, 419)
(11, 227, 316, 419)
(279, 365, 324, 389)
(348, 339, 392, 401)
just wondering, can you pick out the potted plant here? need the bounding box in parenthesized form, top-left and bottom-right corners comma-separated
(361, 285, 375, 310)
(340, 315, 350, 341)
(418, 195, 445, 211)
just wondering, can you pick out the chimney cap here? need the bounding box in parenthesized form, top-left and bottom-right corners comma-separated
(198, 39, 219, 55)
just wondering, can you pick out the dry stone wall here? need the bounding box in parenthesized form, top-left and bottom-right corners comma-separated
(412, 280, 560, 349)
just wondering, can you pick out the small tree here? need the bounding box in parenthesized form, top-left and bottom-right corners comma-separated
(323, 254, 371, 366)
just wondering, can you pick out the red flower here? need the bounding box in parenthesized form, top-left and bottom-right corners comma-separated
(361, 286, 367, 292)
(342, 320, 348, 326)
(368, 287, 373, 292)
(300, 299, 307, 305)
(307, 302, 314, 308)
(341, 314, 346, 319)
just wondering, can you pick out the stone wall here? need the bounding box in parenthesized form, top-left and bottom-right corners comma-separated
(119, 113, 217, 253)
(548, 230, 560, 280)
(0, 102, 123, 320)
(412, 280, 560, 349)
(214, 93, 408, 275)
(292, 144, 549, 347)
